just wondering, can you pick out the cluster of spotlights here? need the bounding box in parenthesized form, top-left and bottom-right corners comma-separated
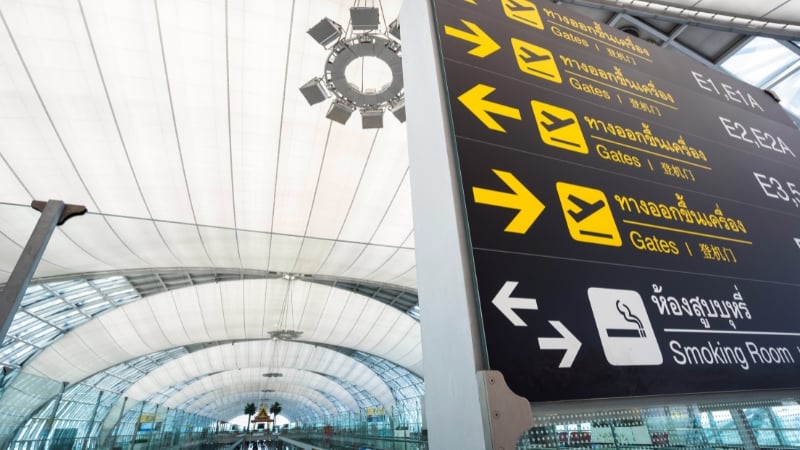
(299, 7, 404, 129)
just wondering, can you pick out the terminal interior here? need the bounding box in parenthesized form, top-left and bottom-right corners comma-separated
(0, 0, 799, 448)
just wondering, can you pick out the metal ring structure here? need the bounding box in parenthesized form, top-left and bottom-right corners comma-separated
(324, 34, 403, 108)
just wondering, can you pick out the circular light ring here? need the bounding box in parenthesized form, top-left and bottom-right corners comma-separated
(325, 34, 403, 108)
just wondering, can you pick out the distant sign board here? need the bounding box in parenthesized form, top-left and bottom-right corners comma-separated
(432, 0, 800, 401)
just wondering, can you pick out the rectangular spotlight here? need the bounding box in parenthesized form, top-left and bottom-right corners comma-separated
(299, 78, 329, 105)
(361, 109, 384, 129)
(350, 7, 380, 31)
(326, 101, 354, 124)
(390, 101, 406, 123)
(308, 18, 342, 47)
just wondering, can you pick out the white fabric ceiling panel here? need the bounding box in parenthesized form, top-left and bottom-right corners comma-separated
(220, 282, 248, 339)
(172, 289, 211, 343)
(367, 249, 416, 287)
(315, 242, 366, 278)
(195, 284, 228, 341)
(242, 284, 269, 338)
(336, 140, 409, 246)
(103, 217, 184, 267)
(369, 174, 413, 246)
(198, 225, 242, 271)
(155, 0, 234, 229)
(57, 214, 147, 269)
(155, 221, 214, 267)
(125, 340, 395, 408)
(692, 0, 789, 18)
(126, 300, 168, 352)
(0, 161, 32, 206)
(302, 128, 380, 240)
(9, 216, 112, 279)
(227, 0, 291, 233)
(0, 2, 97, 211)
(235, 229, 271, 269)
(766, 2, 800, 23)
(342, 245, 401, 280)
(267, 233, 304, 274)
(78, 0, 197, 224)
(24, 279, 421, 383)
(149, 293, 189, 345)
(290, 237, 336, 275)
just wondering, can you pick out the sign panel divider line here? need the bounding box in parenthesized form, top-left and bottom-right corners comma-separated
(621, 219, 753, 244)
(664, 328, 800, 337)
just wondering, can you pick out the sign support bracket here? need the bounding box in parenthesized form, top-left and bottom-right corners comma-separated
(477, 370, 533, 450)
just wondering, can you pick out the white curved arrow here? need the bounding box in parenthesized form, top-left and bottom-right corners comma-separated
(538, 320, 581, 368)
(491, 281, 538, 326)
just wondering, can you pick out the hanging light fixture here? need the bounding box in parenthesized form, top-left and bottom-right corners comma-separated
(268, 274, 303, 341)
(300, 2, 404, 128)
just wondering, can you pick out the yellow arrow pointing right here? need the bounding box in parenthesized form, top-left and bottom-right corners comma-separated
(458, 84, 521, 132)
(473, 169, 545, 234)
(444, 20, 500, 58)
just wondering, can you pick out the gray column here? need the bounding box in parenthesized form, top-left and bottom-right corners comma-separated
(80, 390, 103, 450)
(37, 381, 68, 450)
(400, 0, 491, 449)
(731, 408, 759, 450)
(0, 200, 85, 343)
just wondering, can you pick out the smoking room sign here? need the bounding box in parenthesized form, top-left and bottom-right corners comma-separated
(432, 0, 800, 401)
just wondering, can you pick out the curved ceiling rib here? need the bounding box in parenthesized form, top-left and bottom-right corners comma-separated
(125, 340, 395, 408)
(22, 278, 422, 383)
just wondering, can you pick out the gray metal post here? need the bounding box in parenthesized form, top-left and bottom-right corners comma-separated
(146, 404, 159, 450)
(130, 401, 146, 448)
(0, 200, 85, 343)
(80, 390, 103, 450)
(731, 408, 759, 450)
(37, 381, 68, 450)
(104, 396, 128, 448)
(156, 407, 170, 450)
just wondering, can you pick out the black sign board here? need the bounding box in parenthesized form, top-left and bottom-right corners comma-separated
(432, 0, 800, 402)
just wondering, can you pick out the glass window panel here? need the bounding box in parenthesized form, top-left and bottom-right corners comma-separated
(722, 37, 799, 87)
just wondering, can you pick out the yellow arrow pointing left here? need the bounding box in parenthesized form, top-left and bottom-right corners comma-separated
(444, 20, 500, 58)
(458, 84, 521, 132)
(473, 169, 545, 234)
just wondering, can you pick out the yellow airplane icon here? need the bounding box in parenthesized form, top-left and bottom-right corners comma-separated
(511, 38, 561, 83)
(531, 101, 588, 154)
(502, 0, 544, 30)
(556, 182, 621, 246)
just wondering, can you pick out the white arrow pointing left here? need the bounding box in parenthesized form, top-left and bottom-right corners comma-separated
(538, 320, 581, 368)
(491, 281, 538, 326)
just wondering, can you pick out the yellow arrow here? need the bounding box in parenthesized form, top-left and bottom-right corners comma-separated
(458, 84, 521, 132)
(444, 20, 500, 58)
(465, 0, 477, 3)
(473, 169, 545, 234)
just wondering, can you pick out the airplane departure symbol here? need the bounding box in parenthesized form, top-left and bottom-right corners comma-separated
(511, 39, 561, 83)
(567, 195, 604, 223)
(502, 0, 544, 30)
(556, 182, 621, 246)
(531, 101, 588, 154)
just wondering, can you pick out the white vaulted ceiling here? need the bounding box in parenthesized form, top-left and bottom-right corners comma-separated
(0, 0, 416, 429)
